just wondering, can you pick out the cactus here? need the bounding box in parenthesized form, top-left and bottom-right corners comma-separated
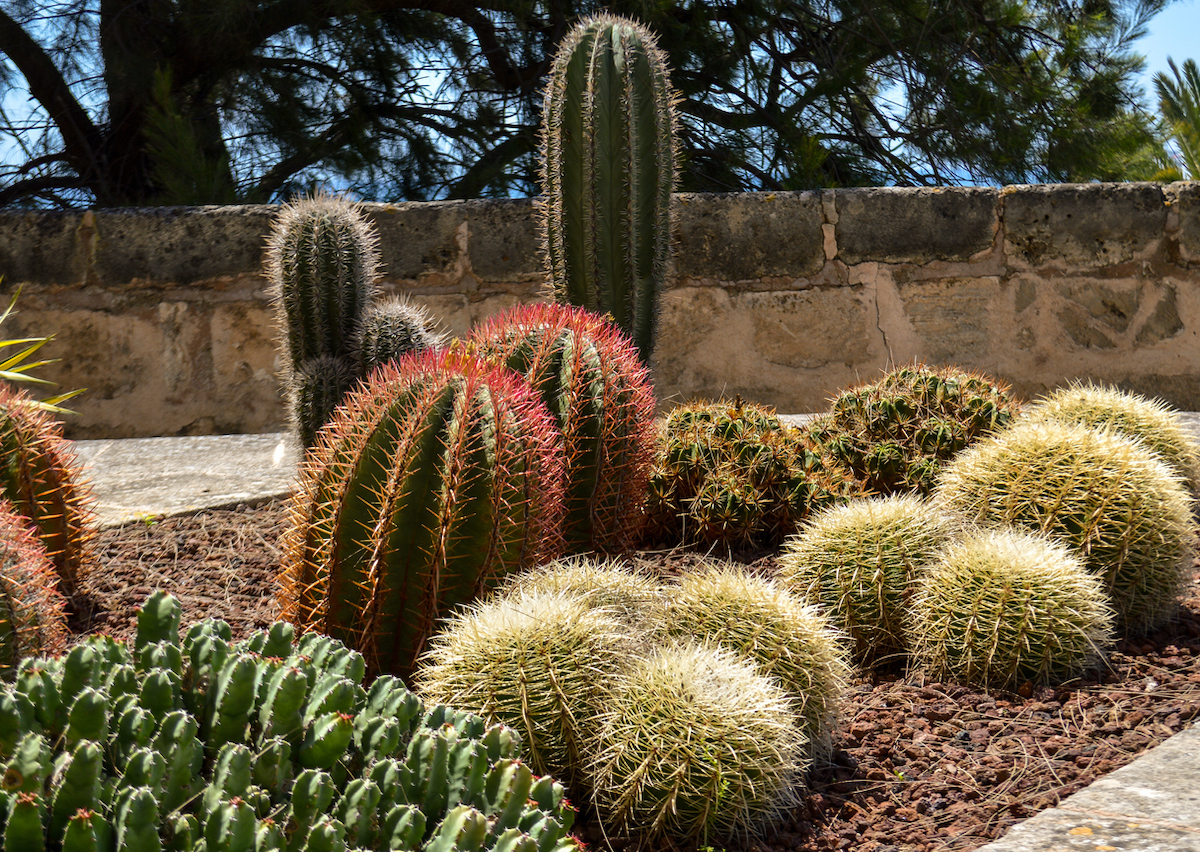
(415, 588, 638, 794)
(804, 363, 1020, 495)
(357, 296, 445, 378)
(663, 562, 849, 761)
(778, 494, 961, 664)
(468, 303, 656, 551)
(910, 528, 1115, 687)
(589, 641, 806, 846)
(279, 347, 566, 681)
(935, 420, 1197, 634)
(0, 500, 68, 679)
(0, 591, 581, 852)
(0, 384, 95, 599)
(539, 14, 677, 366)
(1022, 382, 1200, 494)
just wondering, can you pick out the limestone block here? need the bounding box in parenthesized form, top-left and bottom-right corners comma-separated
(462, 198, 541, 282)
(834, 187, 998, 264)
(210, 302, 284, 422)
(0, 209, 85, 286)
(1171, 181, 1200, 263)
(674, 192, 824, 281)
(369, 201, 468, 285)
(895, 277, 1001, 366)
(1002, 183, 1167, 269)
(1051, 279, 1183, 350)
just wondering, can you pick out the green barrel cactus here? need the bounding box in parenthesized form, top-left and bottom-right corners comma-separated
(0, 385, 95, 599)
(935, 419, 1197, 634)
(0, 591, 581, 852)
(468, 303, 656, 552)
(804, 363, 1020, 495)
(778, 494, 961, 664)
(910, 528, 1116, 687)
(0, 500, 67, 678)
(279, 347, 566, 681)
(663, 561, 850, 761)
(540, 14, 677, 366)
(589, 641, 806, 847)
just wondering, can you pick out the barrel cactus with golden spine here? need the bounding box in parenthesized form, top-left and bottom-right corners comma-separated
(279, 348, 566, 680)
(910, 528, 1115, 687)
(0, 500, 68, 678)
(935, 420, 1196, 634)
(778, 494, 960, 664)
(468, 303, 656, 552)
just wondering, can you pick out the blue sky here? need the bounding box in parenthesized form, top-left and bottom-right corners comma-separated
(1136, 0, 1199, 97)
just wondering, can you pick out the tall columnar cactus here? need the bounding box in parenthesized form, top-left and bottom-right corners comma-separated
(0, 500, 67, 678)
(0, 591, 581, 852)
(468, 303, 656, 552)
(0, 385, 95, 600)
(540, 14, 677, 366)
(279, 348, 566, 681)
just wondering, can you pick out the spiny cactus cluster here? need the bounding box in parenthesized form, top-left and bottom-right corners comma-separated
(280, 347, 565, 682)
(416, 556, 848, 848)
(803, 363, 1020, 495)
(265, 194, 441, 448)
(640, 398, 863, 549)
(0, 591, 579, 852)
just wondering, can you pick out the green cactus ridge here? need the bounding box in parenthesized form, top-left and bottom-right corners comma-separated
(280, 348, 566, 681)
(540, 14, 677, 365)
(0, 591, 580, 852)
(935, 419, 1197, 634)
(910, 528, 1116, 687)
(0, 499, 69, 678)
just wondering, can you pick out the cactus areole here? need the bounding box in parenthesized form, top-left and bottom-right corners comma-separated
(280, 349, 566, 681)
(540, 14, 677, 366)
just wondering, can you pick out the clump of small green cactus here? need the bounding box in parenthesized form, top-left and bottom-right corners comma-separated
(778, 494, 960, 664)
(0, 590, 580, 852)
(416, 588, 638, 794)
(641, 398, 864, 549)
(910, 528, 1116, 687)
(663, 562, 850, 761)
(804, 363, 1020, 495)
(358, 296, 445, 378)
(469, 303, 656, 552)
(0, 500, 67, 678)
(935, 420, 1197, 634)
(589, 641, 806, 847)
(1022, 381, 1200, 493)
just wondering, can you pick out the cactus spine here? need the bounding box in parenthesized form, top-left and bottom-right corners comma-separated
(279, 348, 566, 680)
(469, 303, 656, 552)
(540, 14, 677, 366)
(0, 500, 68, 678)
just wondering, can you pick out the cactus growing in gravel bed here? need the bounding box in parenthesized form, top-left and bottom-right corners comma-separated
(804, 363, 1020, 495)
(910, 528, 1116, 687)
(279, 348, 565, 681)
(935, 420, 1196, 634)
(0, 500, 67, 678)
(0, 591, 580, 851)
(778, 494, 961, 664)
(468, 303, 656, 552)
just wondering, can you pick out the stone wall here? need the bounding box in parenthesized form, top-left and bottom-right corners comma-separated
(1, 182, 1199, 439)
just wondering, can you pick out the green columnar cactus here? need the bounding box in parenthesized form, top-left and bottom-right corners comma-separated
(0, 385, 95, 599)
(663, 562, 850, 761)
(415, 588, 638, 794)
(778, 494, 961, 664)
(0, 592, 580, 852)
(357, 296, 445, 378)
(804, 363, 1020, 495)
(468, 303, 657, 552)
(589, 641, 806, 846)
(910, 529, 1116, 687)
(540, 14, 677, 366)
(0, 500, 68, 679)
(935, 420, 1197, 634)
(279, 348, 566, 681)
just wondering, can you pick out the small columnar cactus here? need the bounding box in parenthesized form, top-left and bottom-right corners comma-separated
(468, 303, 656, 552)
(1022, 382, 1200, 494)
(589, 641, 806, 846)
(909, 529, 1116, 687)
(664, 562, 850, 761)
(279, 348, 566, 680)
(935, 420, 1197, 634)
(415, 588, 638, 794)
(805, 363, 1020, 495)
(0, 591, 580, 852)
(0, 500, 67, 678)
(778, 494, 961, 664)
(357, 296, 445, 378)
(540, 14, 677, 366)
(0, 385, 95, 599)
